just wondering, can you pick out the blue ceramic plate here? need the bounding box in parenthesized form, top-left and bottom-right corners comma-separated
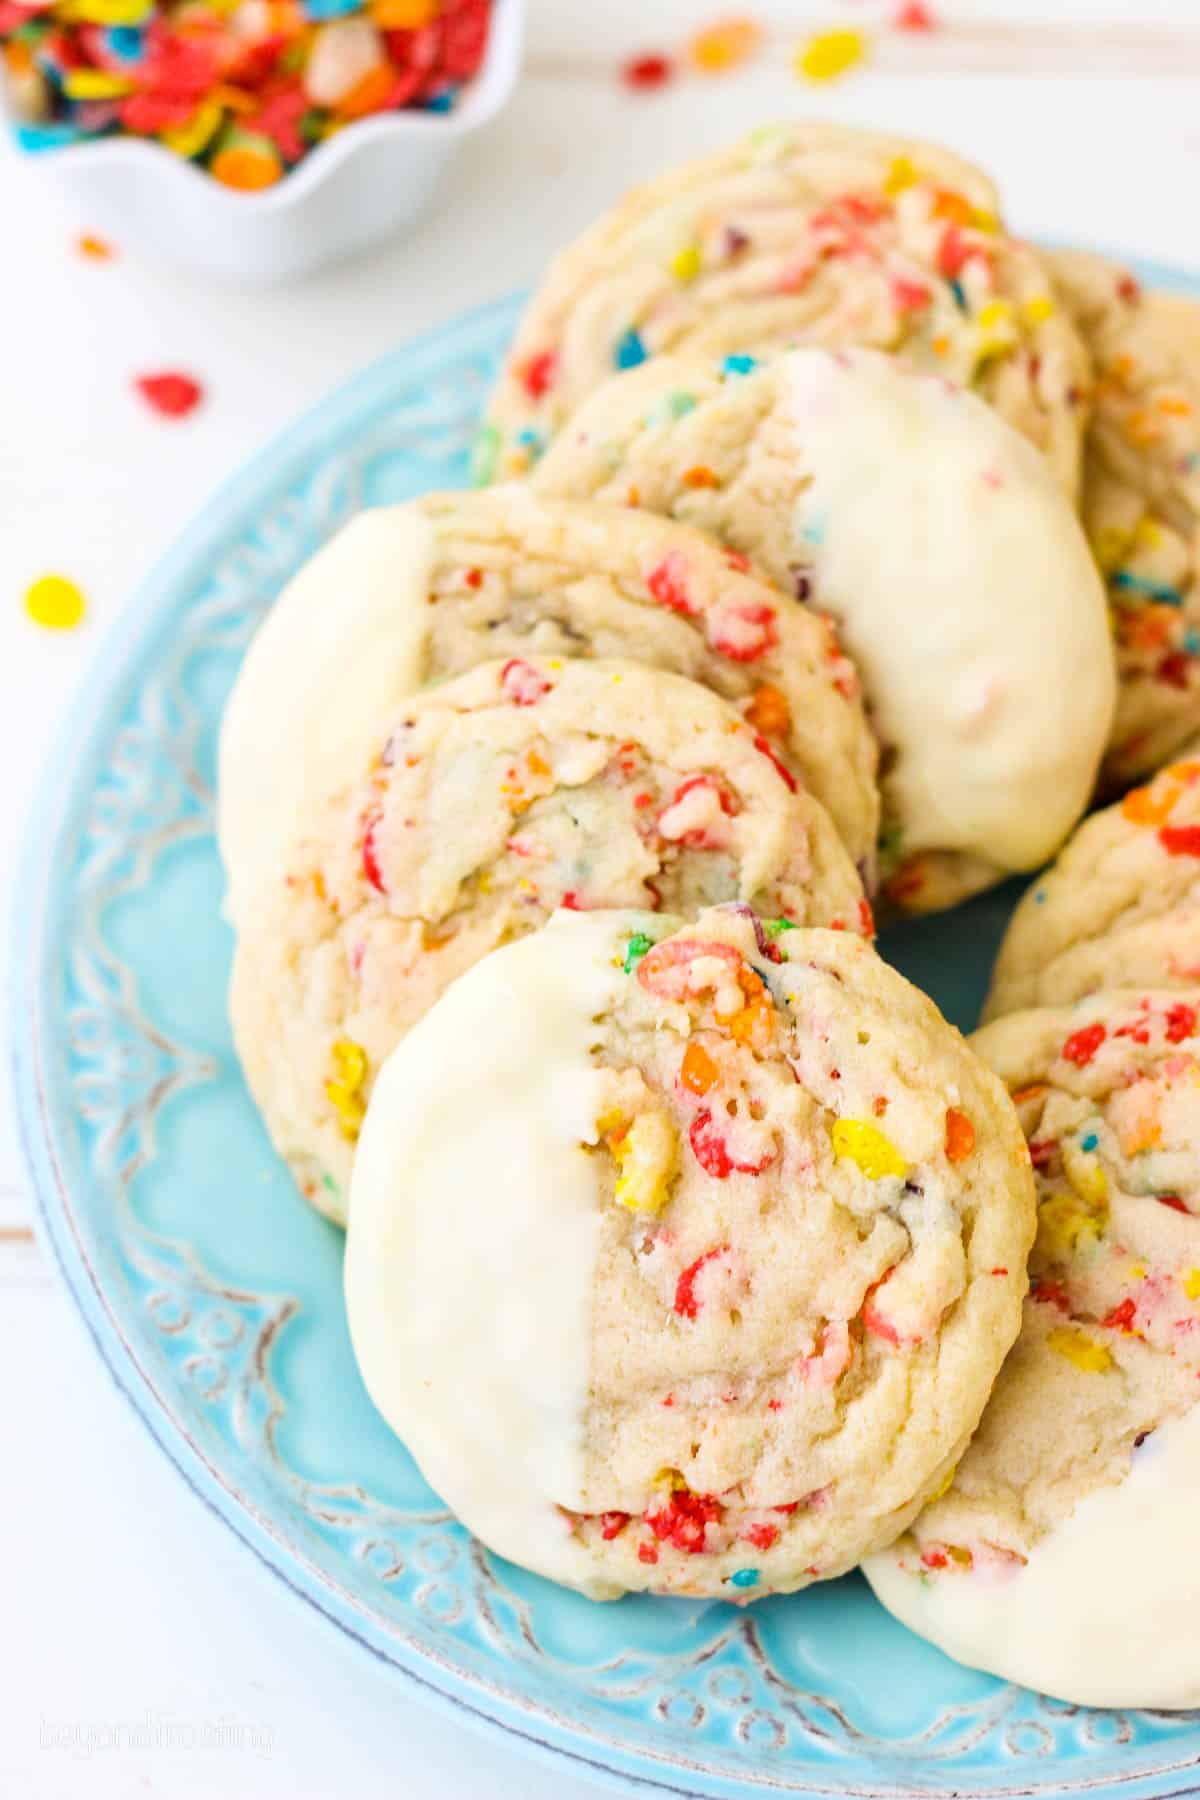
(14, 265, 1200, 1800)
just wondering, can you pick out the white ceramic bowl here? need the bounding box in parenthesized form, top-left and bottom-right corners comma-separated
(5, 0, 524, 283)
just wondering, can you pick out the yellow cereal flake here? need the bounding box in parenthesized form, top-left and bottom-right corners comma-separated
(1037, 1189, 1108, 1259)
(831, 1118, 907, 1181)
(885, 154, 919, 196)
(794, 27, 865, 83)
(670, 244, 703, 283)
(1047, 1328, 1113, 1375)
(975, 298, 1018, 361)
(1062, 1139, 1109, 1206)
(1022, 295, 1056, 325)
(325, 1037, 368, 1140)
(613, 1109, 677, 1215)
(1183, 1268, 1200, 1301)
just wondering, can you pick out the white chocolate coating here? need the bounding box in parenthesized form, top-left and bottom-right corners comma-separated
(783, 350, 1115, 870)
(864, 1402, 1200, 1709)
(343, 911, 631, 1597)
(217, 507, 434, 925)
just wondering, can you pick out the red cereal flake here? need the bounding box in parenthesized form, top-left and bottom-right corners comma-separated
(361, 815, 386, 893)
(637, 1540, 660, 1564)
(682, 464, 721, 489)
(646, 552, 698, 616)
(751, 732, 798, 793)
(465, 567, 484, 588)
(1158, 1193, 1189, 1213)
(937, 225, 971, 280)
(1032, 1277, 1071, 1312)
(920, 1546, 948, 1570)
(725, 550, 751, 572)
(521, 349, 558, 400)
(709, 601, 779, 663)
(1102, 1296, 1138, 1334)
(134, 371, 204, 419)
(500, 657, 552, 705)
(621, 52, 673, 90)
(741, 1522, 780, 1552)
(644, 1488, 724, 1554)
(891, 275, 931, 313)
(674, 1245, 729, 1319)
(894, 0, 936, 28)
(689, 1110, 776, 1179)
(1159, 823, 1200, 857)
(1028, 1138, 1058, 1169)
(1061, 1022, 1106, 1067)
(1117, 272, 1142, 303)
(658, 774, 737, 848)
(1166, 1002, 1198, 1043)
(599, 1511, 631, 1540)
(858, 897, 876, 939)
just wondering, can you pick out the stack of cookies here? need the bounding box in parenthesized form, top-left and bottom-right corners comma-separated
(219, 122, 1200, 1707)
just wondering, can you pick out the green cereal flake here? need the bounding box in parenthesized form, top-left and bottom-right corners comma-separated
(623, 932, 654, 974)
(764, 917, 797, 938)
(470, 424, 501, 487)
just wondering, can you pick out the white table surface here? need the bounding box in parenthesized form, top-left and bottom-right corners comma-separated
(4, 3, 1200, 1792)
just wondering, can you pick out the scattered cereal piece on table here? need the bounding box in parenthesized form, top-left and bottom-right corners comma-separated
(24, 573, 87, 631)
(134, 371, 205, 419)
(794, 28, 866, 83)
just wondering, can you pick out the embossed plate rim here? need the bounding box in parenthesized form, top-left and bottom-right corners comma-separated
(12, 267, 1200, 1800)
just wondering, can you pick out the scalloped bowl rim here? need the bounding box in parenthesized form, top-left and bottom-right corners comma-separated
(2, 0, 524, 213)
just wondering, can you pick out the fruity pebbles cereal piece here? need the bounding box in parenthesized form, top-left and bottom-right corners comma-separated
(483, 121, 1090, 494)
(218, 489, 878, 925)
(535, 346, 1113, 913)
(344, 904, 1034, 1599)
(229, 659, 869, 1221)
(1045, 250, 1200, 785)
(865, 988, 1200, 1708)
(985, 741, 1200, 1019)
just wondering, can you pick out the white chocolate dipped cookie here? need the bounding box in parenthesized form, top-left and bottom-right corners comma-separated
(217, 488, 878, 924)
(229, 657, 869, 1221)
(345, 906, 1034, 1600)
(865, 988, 1200, 1709)
(535, 346, 1114, 911)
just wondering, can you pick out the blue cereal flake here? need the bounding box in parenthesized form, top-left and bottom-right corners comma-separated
(722, 353, 758, 376)
(422, 86, 458, 112)
(515, 426, 545, 457)
(949, 278, 967, 311)
(1080, 1131, 1099, 1153)
(1185, 628, 1200, 656)
(730, 1567, 759, 1590)
(1111, 569, 1185, 607)
(303, 0, 362, 17)
(800, 515, 827, 549)
(614, 328, 648, 371)
(16, 122, 81, 151)
(105, 24, 144, 59)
